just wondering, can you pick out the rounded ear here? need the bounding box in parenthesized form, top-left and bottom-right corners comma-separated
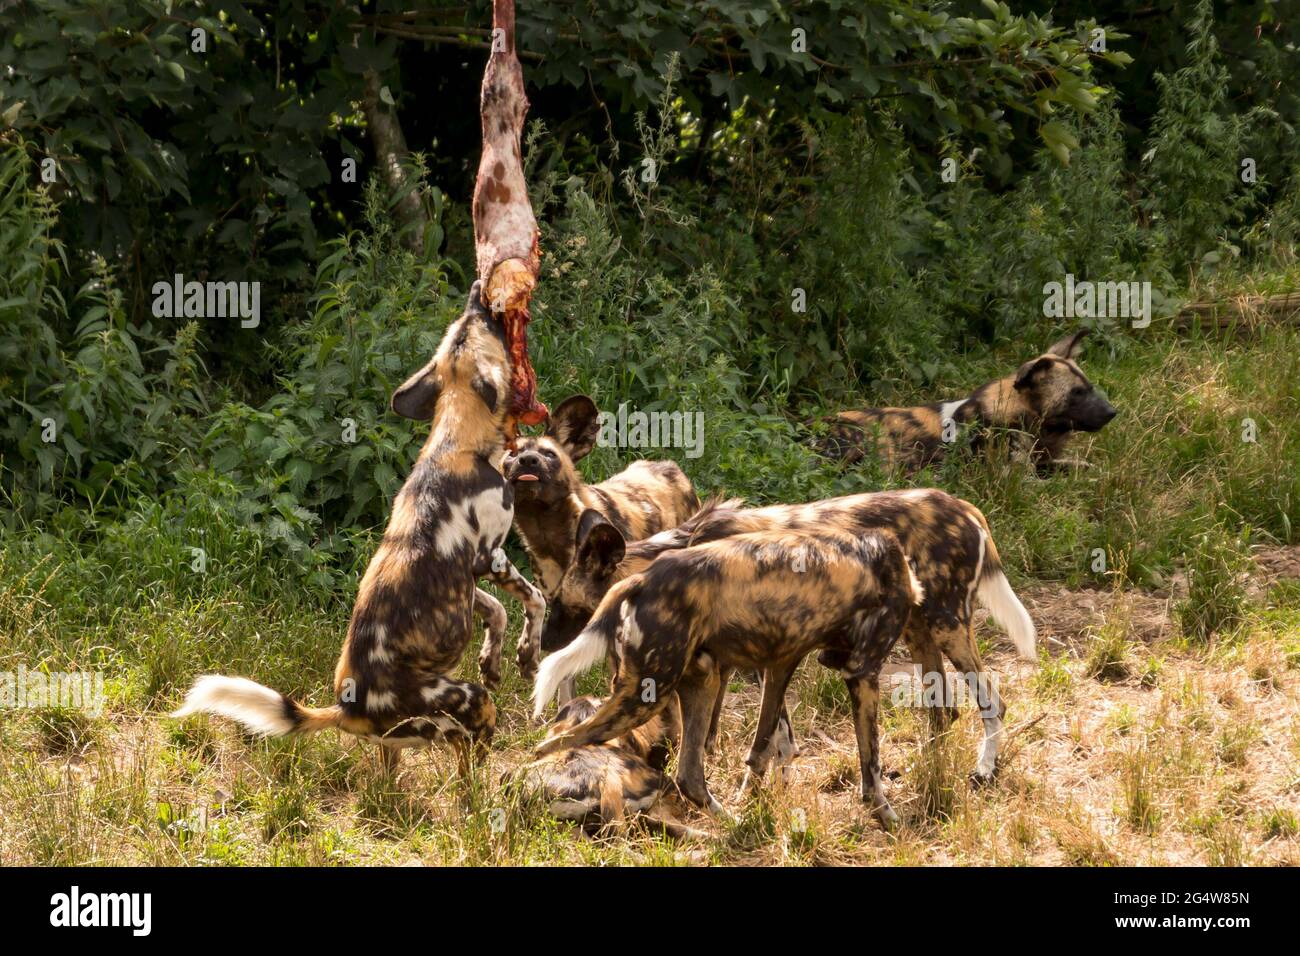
(464, 279, 496, 325)
(391, 358, 442, 420)
(467, 279, 486, 312)
(1046, 328, 1090, 360)
(1014, 357, 1054, 391)
(545, 395, 601, 462)
(575, 509, 625, 573)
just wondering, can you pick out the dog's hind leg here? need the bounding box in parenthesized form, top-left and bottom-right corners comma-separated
(846, 669, 897, 829)
(740, 660, 799, 795)
(485, 559, 546, 681)
(904, 619, 954, 733)
(843, 601, 908, 828)
(674, 653, 724, 813)
(473, 588, 509, 690)
(533, 674, 671, 758)
(414, 675, 498, 773)
(704, 665, 731, 754)
(930, 618, 1003, 785)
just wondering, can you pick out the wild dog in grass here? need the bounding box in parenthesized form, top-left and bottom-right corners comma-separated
(817, 330, 1117, 473)
(537, 500, 799, 771)
(502, 394, 698, 690)
(172, 283, 546, 773)
(532, 528, 923, 826)
(511, 694, 701, 837)
(540, 489, 1036, 783)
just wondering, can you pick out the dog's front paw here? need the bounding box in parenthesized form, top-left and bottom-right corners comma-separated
(516, 640, 539, 682)
(478, 650, 501, 691)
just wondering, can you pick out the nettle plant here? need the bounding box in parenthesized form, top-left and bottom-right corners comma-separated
(202, 178, 457, 545)
(1142, 0, 1265, 271)
(0, 140, 207, 515)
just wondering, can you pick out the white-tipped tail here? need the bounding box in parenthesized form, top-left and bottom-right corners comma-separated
(171, 675, 296, 736)
(532, 629, 608, 719)
(904, 560, 925, 606)
(977, 568, 1036, 660)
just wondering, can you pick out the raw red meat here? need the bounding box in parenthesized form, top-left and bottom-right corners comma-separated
(473, 0, 547, 432)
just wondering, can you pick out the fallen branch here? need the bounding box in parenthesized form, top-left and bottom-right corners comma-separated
(1171, 291, 1300, 330)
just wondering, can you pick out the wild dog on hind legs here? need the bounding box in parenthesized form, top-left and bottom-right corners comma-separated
(532, 528, 923, 826)
(172, 283, 546, 773)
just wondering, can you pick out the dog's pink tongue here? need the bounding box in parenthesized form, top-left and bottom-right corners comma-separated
(515, 474, 539, 482)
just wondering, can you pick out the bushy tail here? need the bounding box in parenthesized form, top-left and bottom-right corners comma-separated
(975, 548, 1036, 661)
(171, 675, 343, 737)
(626, 496, 747, 569)
(532, 576, 643, 718)
(902, 556, 926, 607)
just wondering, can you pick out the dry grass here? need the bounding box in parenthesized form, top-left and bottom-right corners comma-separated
(2, 557, 1297, 866)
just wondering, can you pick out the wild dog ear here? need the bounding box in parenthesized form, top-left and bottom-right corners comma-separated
(575, 508, 626, 573)
(1013, 356, 1054, 391)
(391, 357, 442, 420)
(465, 280, 489, 316)
(470, 373, 499, 414)
(1046, 328, 1090, 360)
(554, 695, 600, 727)
(545, 395, 601, 462)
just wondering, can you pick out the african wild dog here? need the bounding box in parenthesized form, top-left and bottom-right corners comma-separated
(818, 329, 1117, 473)
(532, 528, 923, 826)
(172, 283, 546, 772)
(502, 393, 698, 687)
(511, 694, 685, 833)
(540, 489, 1036, 783)
(537, 501, 799, 770)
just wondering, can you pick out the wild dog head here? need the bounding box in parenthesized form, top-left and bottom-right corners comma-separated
(1013, 329, 1118, 435)
(390, 281, 513, 442)
(502, 395, 600, 504)
(540, 508, 628, 649)
(539, 497, 741, 650)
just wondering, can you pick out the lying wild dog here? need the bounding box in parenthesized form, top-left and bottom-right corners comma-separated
(818, 330, 1117, 473)
(511, 694, 697, 835)
(541, 489, 1036, 782)
(533, 528, 923, 826)
(502, 393, 698, 686)
(172, 283, 546, 772)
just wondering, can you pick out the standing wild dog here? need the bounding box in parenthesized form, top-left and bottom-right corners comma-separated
(541, 488, 1036, 782)
(511, 694, 686, 833)
(817, 330, 1117, 473)
(502, 394, 698, 684)
(172, 283, 546, 772)
(538, 501, 794, 767)
(533, 528, 924, 826)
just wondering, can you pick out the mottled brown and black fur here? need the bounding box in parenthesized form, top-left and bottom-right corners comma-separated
(503, 394, 697, 652)
(539, 501, 798, 766)
(533, 529, 923, 825)
(540, 488, 1036, 782)
(818, 330, 1117, 473)
(173, 283, 546, 773)
(512, 694, 682, 832)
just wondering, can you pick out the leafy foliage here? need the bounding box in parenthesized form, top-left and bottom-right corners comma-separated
(1142, 0, 1261, 269)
